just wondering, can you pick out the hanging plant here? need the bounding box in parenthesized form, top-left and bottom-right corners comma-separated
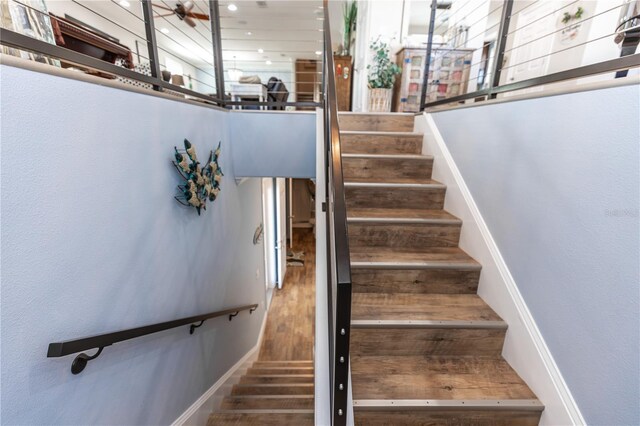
(342, 1, 357, 56)
(172, 139, 223, 215)
(367, 39, 402, 89)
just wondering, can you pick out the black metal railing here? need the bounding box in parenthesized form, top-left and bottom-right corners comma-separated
(0, 0, 321, 109)
(418, 0, 640, 110)
(322, 1, 352, 424)
(47, 303, 258, 374)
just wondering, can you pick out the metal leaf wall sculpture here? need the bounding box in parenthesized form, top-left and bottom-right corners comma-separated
(172, 139, 223, 215)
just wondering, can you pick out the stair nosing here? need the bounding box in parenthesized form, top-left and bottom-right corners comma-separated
(215, 409, 314, 414)
(342, 153, 432, 160)
(347, 217, 461, 225)
(351, 319, 507, 329)
(352, 399, 544, 412)
(241, 374, 315, 378)
(340, 130, 421, 136)
(234, 382, 314, 388)
(345, 182, 446, 189)
(225, 395, 314, 399)
(350, 261, 481, 271)
(248, 366, 314, 369)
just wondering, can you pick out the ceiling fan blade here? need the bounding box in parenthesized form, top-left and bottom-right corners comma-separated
(153, 4, 174, 12)
(188, 12, 210, 20)
(184, 15, 197, 27)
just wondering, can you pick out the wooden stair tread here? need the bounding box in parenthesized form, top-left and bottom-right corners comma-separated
(342, 153, 432, 159)
(221, 396, 314, 410)
(350, 356, 537, 400)
(350, 247, 480, 268)
(246, 367, 313, 375)
(339, 113, 414, 132)
(208, 411, 314, 426)
(340, 130, 421, 136)
(348, 208, 460, 223)
(239, 375, 314, 384)
(352, 293, 502, 322)
(344, 178, 445, 186)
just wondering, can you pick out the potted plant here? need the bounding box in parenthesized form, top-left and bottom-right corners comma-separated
(367, 39, 402, 112)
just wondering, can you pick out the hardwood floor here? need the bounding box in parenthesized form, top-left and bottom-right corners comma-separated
(209, 229, 316, 425)
(258, 229, 316, 361)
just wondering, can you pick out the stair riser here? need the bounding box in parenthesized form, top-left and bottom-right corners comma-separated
(349, 223, 461, 249)
(352, 269, 479, 294)
(340, 114, 414, 132)
(341, 134, 422, 155)
(246, 368, 313, 375)
(252, 361, 313, 368)
(343, 157, 433, 181)
(354, 410, 541, 426)
(209, 413, 314, 426)
(346, 186, 445, 210)
(351, 328, 506, 357)
(221, 397, 314, 410)
(240, 376, 314, 384)
(231, 385, 314, 396)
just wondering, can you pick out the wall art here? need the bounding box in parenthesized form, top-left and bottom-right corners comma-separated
(172, 139, 223, 215)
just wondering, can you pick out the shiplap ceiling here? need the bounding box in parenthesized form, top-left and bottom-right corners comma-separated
(58, 0, 324, 72)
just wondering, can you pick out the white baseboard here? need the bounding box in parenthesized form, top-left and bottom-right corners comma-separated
(418, 114, 585, 426)
(171, 308, 270, 426)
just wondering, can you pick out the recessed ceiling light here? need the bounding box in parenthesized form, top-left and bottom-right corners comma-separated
(160, 28, 170, 34)
(266, 60, 272, 65)
(246, 31, 252, 36)
(227, 4, 238, 11)
(315, 50, 322, 55)
(119, 0, 130, 7)
(258, 48, 264, 53)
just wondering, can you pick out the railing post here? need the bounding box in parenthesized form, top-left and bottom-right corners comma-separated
(140, 0, 162, 91)
(419, 0, 438, 111)
(489, 0, 514, 99)
(209, 0, 226, 104)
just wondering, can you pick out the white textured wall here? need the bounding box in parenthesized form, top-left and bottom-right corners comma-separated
(0, 65, 268, 425)
(431, 83, 640, 426)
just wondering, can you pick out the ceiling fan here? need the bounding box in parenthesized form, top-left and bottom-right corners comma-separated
(154, 1, 209, 28)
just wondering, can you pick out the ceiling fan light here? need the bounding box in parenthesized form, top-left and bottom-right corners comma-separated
(228, 68, 243, 81)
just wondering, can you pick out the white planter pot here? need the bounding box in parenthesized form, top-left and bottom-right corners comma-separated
(368, 88, 393, 112)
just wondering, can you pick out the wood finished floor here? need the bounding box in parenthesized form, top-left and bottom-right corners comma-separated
(258, 228, 315, 361)
(209, 230, 316, 425)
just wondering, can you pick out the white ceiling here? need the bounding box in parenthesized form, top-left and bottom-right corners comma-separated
(46, 0, 325, 76)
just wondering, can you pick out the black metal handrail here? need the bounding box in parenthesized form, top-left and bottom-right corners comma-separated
(322, 1, 352, 424)
(419, 0, 640, 110)
(48, 303, 258, 375)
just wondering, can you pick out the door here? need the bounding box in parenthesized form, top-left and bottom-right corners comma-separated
(262, 178, 278, 289)
(276, 178, 287, 289)
(504, 1, 557, 86)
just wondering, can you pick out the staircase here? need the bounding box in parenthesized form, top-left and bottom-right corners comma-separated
(340, 112, 544, 425)
(208, 360, 314, 425)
